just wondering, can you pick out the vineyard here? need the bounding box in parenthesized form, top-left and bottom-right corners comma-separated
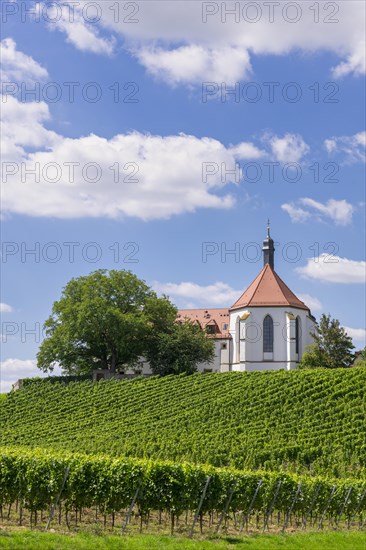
(0, 448, 365, 534)
(0, 369, 365, 477)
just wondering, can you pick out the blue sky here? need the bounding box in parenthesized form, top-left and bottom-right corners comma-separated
(1, 0, 365, 391)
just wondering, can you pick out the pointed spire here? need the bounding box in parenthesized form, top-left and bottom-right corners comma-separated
(263, 220, 275, 269)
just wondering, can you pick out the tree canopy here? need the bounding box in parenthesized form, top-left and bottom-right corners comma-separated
(146, 319, 215, 376)
(299, 313, 355, 369)
(37, 269, 214, 376)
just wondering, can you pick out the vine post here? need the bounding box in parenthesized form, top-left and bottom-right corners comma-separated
(348, 489, 366, 529)
(335, 487, 352, 528)
(263, 480, 282, 531)
(282, 482, 302, 532)
(45, 467, 70, 531)
(121, 485, 141, 533)
(240, 479, 263, 532)
(318, 486, 336, 530)
(215, 479, 238, 534)
(189, 475, 211, 537)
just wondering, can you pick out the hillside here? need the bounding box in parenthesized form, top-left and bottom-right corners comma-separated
(0, 369, 365, 477)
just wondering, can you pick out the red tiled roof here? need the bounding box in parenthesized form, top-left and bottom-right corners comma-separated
(230, 264, 309, 311)
(177, 308, 230, 338)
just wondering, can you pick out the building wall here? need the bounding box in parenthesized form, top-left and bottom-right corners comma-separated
(195, 338, 231, 373)
(229, 306, 315, 371)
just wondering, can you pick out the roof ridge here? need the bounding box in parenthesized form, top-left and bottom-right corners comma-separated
(272, 270, 306, 306)
(246, 264, 268, 306)
(272, 269, 289, 303)
(178, 308, 229, 313)
(230, 264, 267, 310)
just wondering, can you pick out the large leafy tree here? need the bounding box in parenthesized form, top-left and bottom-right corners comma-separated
(299, 313, 355, 369)
(146, 319, 215, 376)
(37, 269, 214, 376)
(37, 270, 177, 374)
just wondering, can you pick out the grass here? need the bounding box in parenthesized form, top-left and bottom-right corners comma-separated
(0, 530, 365, 550)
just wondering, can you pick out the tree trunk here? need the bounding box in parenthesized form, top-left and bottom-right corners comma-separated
(110, 352, 117, 374)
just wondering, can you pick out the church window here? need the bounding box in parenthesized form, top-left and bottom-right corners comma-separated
(263, 315, 273, 352)
(295, 316, 300, 354)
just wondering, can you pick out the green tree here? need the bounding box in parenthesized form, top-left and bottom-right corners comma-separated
(37, 269, 177, 375)
(299, 313, 355, 369)
(146, 320, 215, 376)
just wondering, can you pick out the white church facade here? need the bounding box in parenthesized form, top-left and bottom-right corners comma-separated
(175, 226, 316, 373)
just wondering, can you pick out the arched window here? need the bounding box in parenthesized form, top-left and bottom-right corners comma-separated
(295, 316, 301, 354)
(263, 315, 273, 353)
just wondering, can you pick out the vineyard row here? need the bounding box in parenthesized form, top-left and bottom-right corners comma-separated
(1, 370, 365, 476)
(0, 447, 365, 533)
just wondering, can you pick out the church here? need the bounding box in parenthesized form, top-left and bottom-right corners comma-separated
(94, 225, 317, 382)
(174, 225, 317, 373)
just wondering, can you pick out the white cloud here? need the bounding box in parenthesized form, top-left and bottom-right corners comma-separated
(296, 294, 322, 312)
(0, 358, 62, 393)
(301, 198, 354, 226)
(297, 255, 366, 284)
(49, 1, 365, 85)
(136, 45, 251, 86)
(332, 40, 366, 78)
(229, 142, 265, 160)
(281, 204, 311, 223)
(324, 140, 337, 154)
(343, 326, 366, 346)
(0, 37, 48, 82)
(282, 198, 354, 226)
(355, 131, 366, 147)
(153, 281, 240, 307)
(0, 41, 57, 160)
(0, 42, 270, 221)
(0, 38, 265, 221)
(324, 131, 366, 164)
(1, 96, 61, 161)
(2, 106, 267, 219)
(41, 3, 115, 55)
(263, 133, 310, 164)
(0, 303, 13, 313)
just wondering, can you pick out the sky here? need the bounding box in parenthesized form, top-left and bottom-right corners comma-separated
(0, 0, 365, 392)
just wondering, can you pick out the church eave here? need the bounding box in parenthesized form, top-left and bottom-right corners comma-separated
(229, 302, 309, 312)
